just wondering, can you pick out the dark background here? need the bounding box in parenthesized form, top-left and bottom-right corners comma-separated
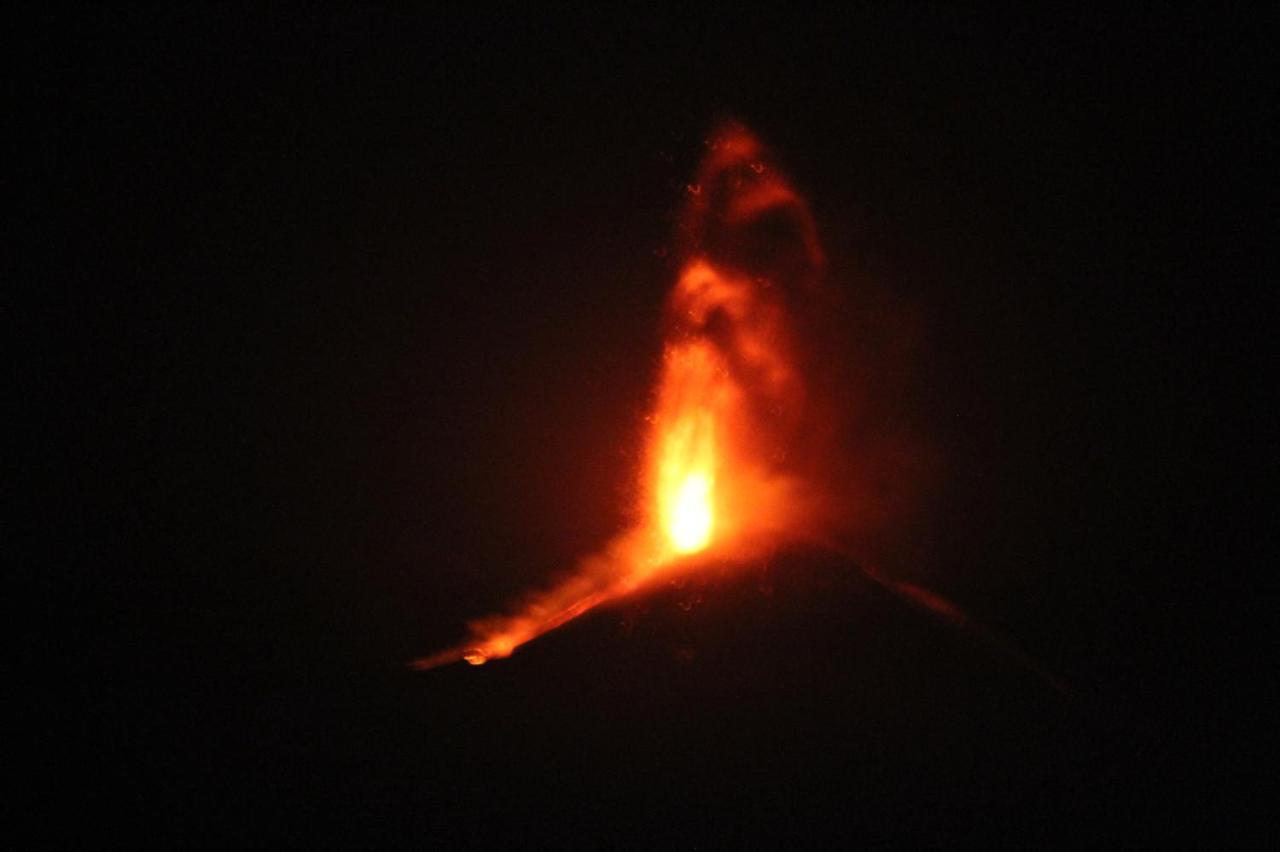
(20, 7, 1267, 845)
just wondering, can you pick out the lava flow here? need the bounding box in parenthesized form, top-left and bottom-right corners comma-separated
(413, 123, 839, 670)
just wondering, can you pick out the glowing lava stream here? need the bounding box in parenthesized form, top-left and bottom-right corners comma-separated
(413, 124, 825, 670)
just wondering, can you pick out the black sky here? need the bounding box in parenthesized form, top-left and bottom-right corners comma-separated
(20, 7, 1268, 845)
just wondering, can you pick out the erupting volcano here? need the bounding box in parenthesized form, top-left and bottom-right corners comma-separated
(413, 124, 865, 670)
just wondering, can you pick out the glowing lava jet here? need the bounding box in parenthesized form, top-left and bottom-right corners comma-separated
(413, 123, 834, 669)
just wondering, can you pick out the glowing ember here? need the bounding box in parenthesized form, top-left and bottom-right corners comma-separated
(413, 122, 830, 669)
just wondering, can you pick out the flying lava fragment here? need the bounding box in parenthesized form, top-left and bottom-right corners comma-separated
(411, 123, 852, 670)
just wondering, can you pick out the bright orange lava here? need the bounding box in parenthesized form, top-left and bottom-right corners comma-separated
(413, 123, 826, 670)
(668, 472, 713, 554)
(653, 346, 720, 557)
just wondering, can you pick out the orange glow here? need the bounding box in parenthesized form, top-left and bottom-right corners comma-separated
(654, 347, 719, 556)
(413, 122, 830, 669)
(668, 471, 713, 553)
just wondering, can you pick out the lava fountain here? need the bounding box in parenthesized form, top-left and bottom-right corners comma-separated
(413, 123, 850, 670)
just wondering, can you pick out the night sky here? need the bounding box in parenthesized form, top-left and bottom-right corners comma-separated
(22, 8, 1266, 845)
